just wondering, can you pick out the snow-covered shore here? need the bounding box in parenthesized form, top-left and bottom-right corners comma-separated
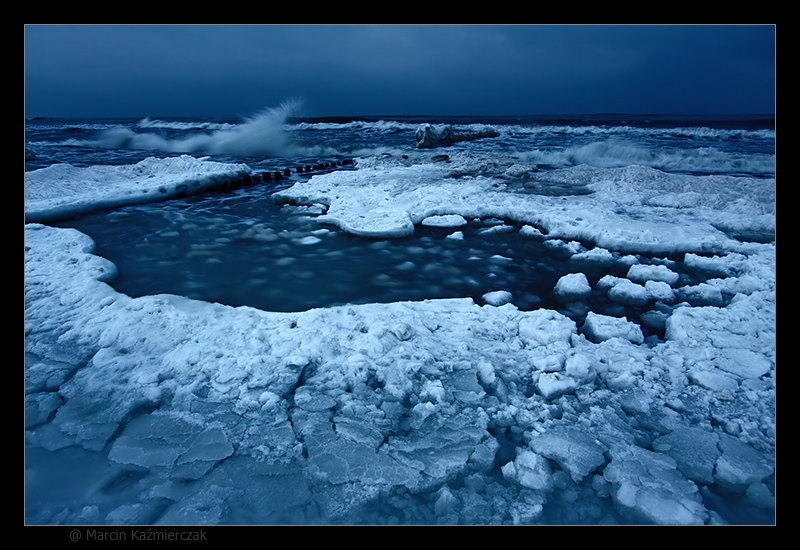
(25, 154, 776, 524)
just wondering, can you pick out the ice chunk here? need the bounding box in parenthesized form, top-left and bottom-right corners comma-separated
(528, 426, 607, 483)
(297, 235, 322, 245)
(25, 392, 63, 429)
(677, 283, 724, 307)
(519, 225, 545, 239)
(553, 273, 592, 302)
(384, 413, 490, 489)
(333, 416, 388, 450)
(570, 247, 615, 266)
(597, 274, 626, 291)
(433, 487, 460, 523)
(476, 361, 496, 387)
(688, 368, 739, 393)
(478, 225, 515, 236)
(518, 310, 577, 347)
(714, 434, 773, 493)
(627, 264, 680, 285)
(482, 290, 513, 306)
(564, 353, 593, 380)
(652, 427, 721, 485)
(746, 482, 775, 510)
(501, 450, 554, 493)
(683, 252, 747, 278)
(421, 214, 468, 228)
(645, 280, 675, 303)
(176, 427, 234, 465)
(607, 280, 650, 307)
(603, 446, 708, 525)
(108, 412, 202, 470)
(582, 312, 644, 344)
(421, 379, 446, 404)
(715, 348, 772, 379)
(294, 387, 337, 412)
(536, 372, 578, 400)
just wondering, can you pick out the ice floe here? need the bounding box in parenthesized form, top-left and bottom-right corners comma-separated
(25, 155, 252, 223)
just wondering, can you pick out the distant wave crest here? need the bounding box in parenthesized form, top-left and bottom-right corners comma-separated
(77, 100, 343, 158)
(518, 140, 775, 176)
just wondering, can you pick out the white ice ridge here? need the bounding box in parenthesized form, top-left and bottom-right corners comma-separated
(274, 160, 774, 254)
(25, 221, 775, 525)
(24, 155, 252, 223)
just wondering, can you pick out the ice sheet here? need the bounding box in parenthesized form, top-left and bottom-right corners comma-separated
(24, 152, 776, 525)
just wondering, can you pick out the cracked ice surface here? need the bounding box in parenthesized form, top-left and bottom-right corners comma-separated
(25, 213, 775, 524)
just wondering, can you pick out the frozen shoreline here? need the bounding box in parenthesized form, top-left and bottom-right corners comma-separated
(24, 154, 776, 525)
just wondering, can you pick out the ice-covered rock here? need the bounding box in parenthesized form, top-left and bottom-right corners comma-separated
(415, 123, 499, 149)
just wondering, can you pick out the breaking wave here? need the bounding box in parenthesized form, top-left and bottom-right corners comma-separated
(75, 100, 343, 158)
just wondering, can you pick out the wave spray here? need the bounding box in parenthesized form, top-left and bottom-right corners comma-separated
(87, 99, 338, 158)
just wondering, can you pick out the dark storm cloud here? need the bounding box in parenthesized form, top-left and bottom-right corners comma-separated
(24, 24, 775, 118)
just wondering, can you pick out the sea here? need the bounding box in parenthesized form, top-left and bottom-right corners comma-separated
(24, 106, 776, 526)
(24, 108, 775, 328)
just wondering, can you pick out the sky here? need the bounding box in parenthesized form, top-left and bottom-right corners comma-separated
(24, 24, 776, 119)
